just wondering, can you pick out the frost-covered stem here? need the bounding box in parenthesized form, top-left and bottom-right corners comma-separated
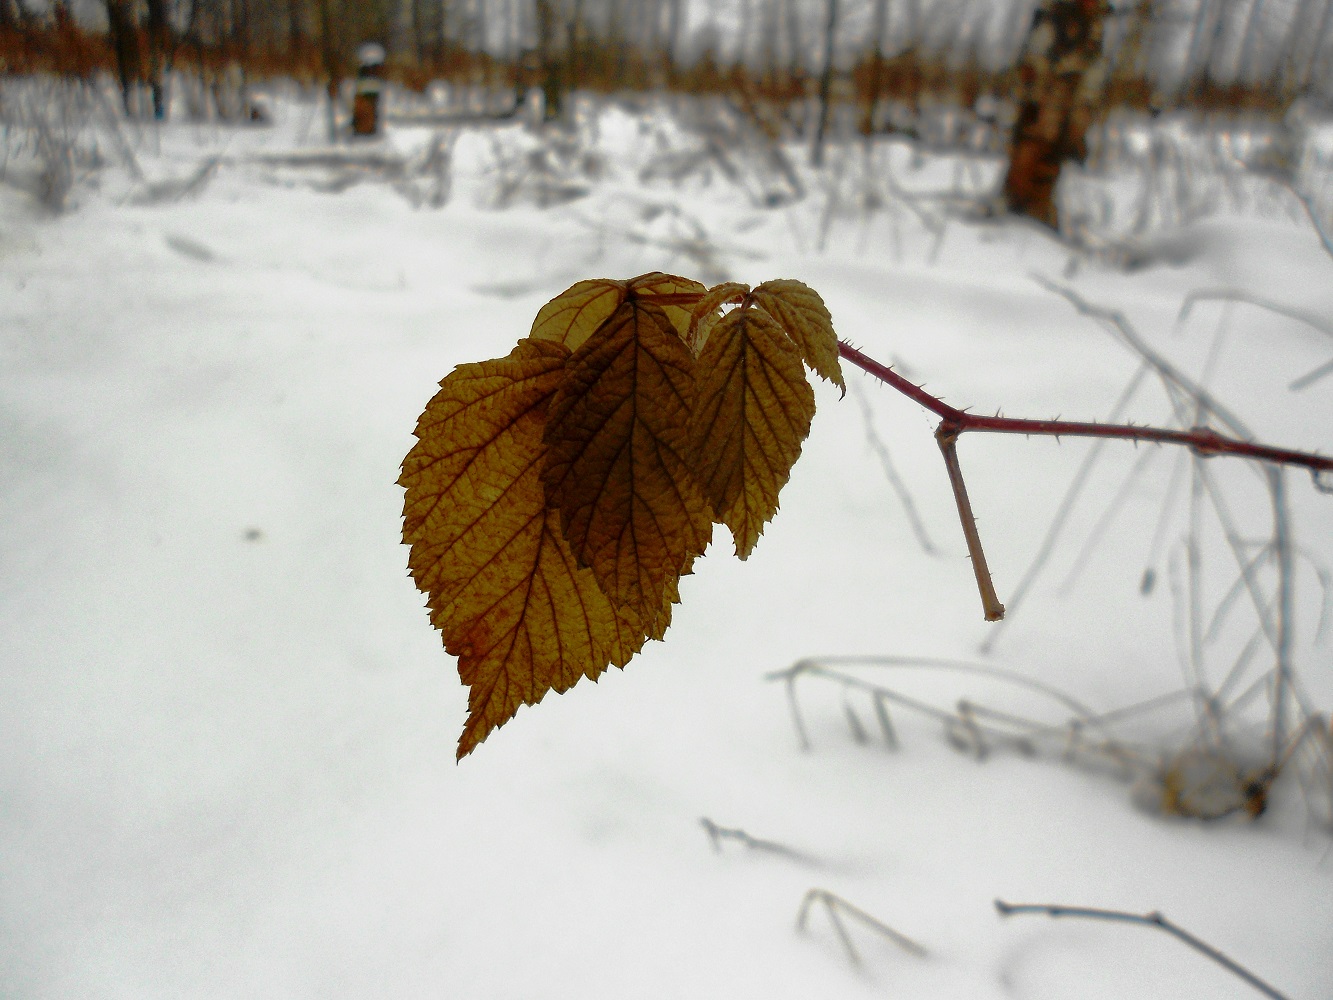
(1187, 456, 1220, 746)
(852, 382, 938, 554)
(994, 900, 1290, 1000)
(1270, 466, 1293, 766)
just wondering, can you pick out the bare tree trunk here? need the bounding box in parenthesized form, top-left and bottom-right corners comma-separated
(535, 0, 562, 121)
(318, 0, 342, 140)
(1181, 0, 1209, 83)
(1182, 0, 1226, 99)
(288, 0, 315, 71)
(412, 0, 445, 67)
(233, 0, 252, 63)
(1103, 0, 1151, 106)
(810, 0, 839, 166)
(473, 0, 486, 51)
(861, 0, 888, 135)
(146, 0, 171, 119)
(1281, 0, 1331, 92)
(567, 0, 583, 98)
(104, 0, 142, 116)
(13, 0, 39, 28)
(1000, 0, 1108, 230)
(1307, 0, 1333, 91)
(784, 0, 803, 86)
(1237, 0, 1269, 84)
(663, 0, 681, 83)
(438, 0, 450, 67)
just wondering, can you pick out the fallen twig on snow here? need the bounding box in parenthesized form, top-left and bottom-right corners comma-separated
(699, 817, 811, 862)
(797, 889, 928, 966)
(994, 899, 1290, 1000)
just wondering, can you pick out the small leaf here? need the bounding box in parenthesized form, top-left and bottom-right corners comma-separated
(628, 272, 708, 344)
(400, 339, 646, 758)
(530, 278, 627, 351)
(694, 281, 749, 317)
(750, 279, 845, 390)
(690, 281, 750, 352)
(689, 305, 815, 558)
(543, 298, 713, 627)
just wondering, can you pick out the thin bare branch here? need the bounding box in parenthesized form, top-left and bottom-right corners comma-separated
(994, 900, 1290, 1000)
(1057, 440, 1159, 591)
(850, 379, 938, 555)
(699, 817, 811, 862)
(837, 331, 1329, 621)
(1177, 288, 1333, 342)
(983, 362, 1150, 652)
(1291, 356, 1333, 392)
(936, 424, 1005, 621)
(838, 340, 1332, 474)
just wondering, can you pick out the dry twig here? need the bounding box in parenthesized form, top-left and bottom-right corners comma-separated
(797, 889, 928, 966)
(994, 899, 1290, 1000)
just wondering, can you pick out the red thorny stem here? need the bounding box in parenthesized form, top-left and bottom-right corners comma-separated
(838, 341, 1333, 622)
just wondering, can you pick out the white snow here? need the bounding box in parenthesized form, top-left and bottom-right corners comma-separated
(2, 85, 1332, 999)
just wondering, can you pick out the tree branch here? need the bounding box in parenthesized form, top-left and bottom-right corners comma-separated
(936, 424, 1005, 621)
(837, 340, 1332, 620)
(994, 899, 1290, 1000)
(838, 342, 1333, 477)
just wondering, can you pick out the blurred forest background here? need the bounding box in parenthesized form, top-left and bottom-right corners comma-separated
(4, 0, 1333, 234)
(6, 0, 1332, 112)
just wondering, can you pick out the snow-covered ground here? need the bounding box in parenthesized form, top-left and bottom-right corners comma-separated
(2, 82, 1332, 999)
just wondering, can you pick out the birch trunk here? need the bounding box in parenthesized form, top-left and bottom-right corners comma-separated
(1000, 0, 1108, 230)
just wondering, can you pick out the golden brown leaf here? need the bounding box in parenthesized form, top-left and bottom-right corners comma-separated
(543, 299, 713, 627)
(399, 339, 646, 758)
(529, 279, 626, 352)
(750, 279, 845, 391)
(688, 305, 816, 559)
(401, 271, 841, 759)
(693, 281, 749, 318)
(644, 551, 697, 641)
(627, 272, 707, 345)
(689, 281, 749, 353)
(444, 506, 647, 758)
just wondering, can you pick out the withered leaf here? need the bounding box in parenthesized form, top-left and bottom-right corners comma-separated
(543, 299, 713, 627)
(403, 272, 842, 759)
(399, 339, 646, 759)
(689, 281, 749, 353)
(529, 278, 626, 352)
(689, 305, 816, 558)
(627, 272, 707, 345)
(693, 281, 749, 319)
(530, 272, 707, 354)
(750, 279, 845, 391)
